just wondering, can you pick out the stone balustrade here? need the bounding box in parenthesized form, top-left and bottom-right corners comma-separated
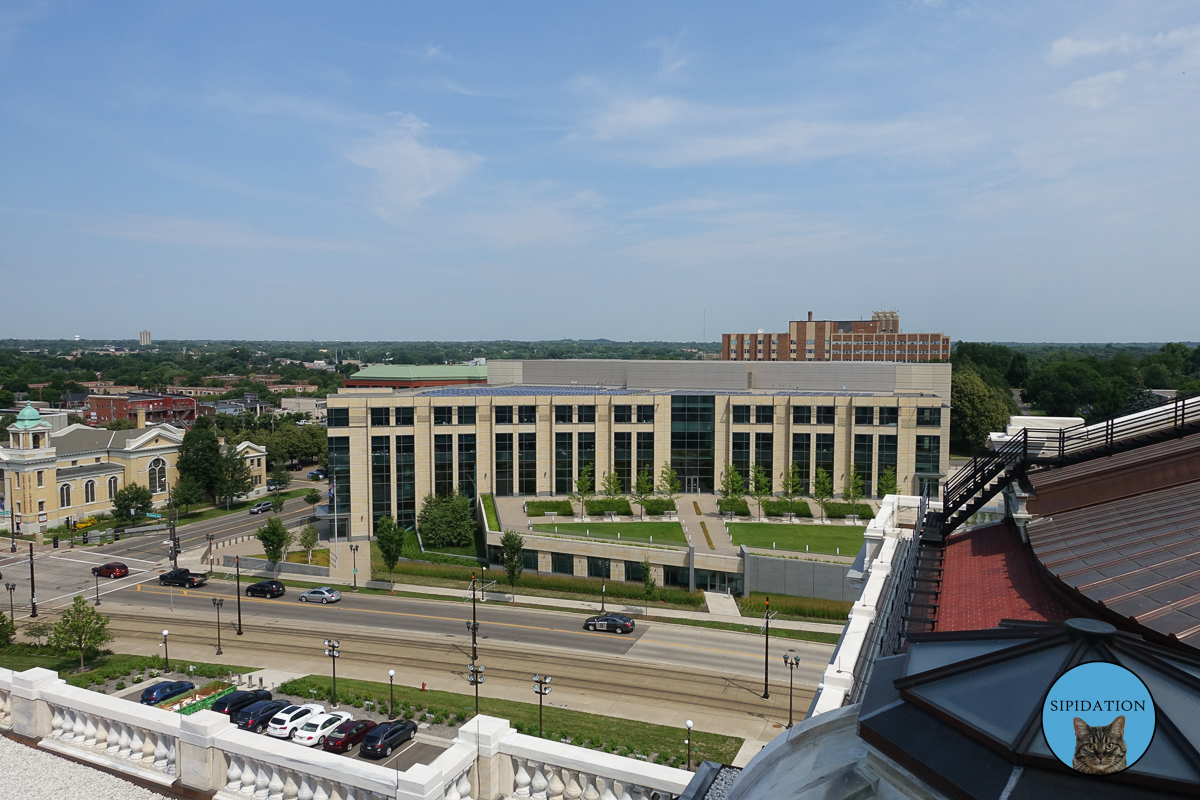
(0, 667, 696, 800)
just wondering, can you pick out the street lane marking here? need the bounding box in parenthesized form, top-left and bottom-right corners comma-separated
(50, 555, 117, 565)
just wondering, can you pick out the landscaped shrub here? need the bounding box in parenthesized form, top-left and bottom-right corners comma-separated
(823, 502, 874, 520)
(525, 500, 573, 517)
(353, 697, 364, 708)
(404, 708, 414, 719)
(640, 498, 676, 515)
(133, 676, 143, 684)
(584, 499, 633, 516)
(737, 592, 852, 621)
(115, 681, 126, 690)
(717, 499, 751, 516)
(417, 492, 476, 548)
(761, 499, 813, 517)
(481, 494, 500, 531)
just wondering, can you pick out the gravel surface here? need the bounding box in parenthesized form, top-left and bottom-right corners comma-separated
(0, 735, 170, 800)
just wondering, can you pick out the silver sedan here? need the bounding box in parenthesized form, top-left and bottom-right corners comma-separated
(298, 587, 342, 604)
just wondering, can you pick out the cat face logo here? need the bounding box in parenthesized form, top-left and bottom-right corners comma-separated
(1041, 662, 1154, 776)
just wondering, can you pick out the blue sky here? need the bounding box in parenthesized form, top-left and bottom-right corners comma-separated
(3, 2, 1199, 342)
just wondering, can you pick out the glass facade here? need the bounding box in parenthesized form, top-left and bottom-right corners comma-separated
(662, 564, 690, 588)
(433, 407, 453, 426)
(495, 434, 513, 496)
(396, 435, 415, 529)
(732, 405, 751, 424)
(792, 432, 811, 493)
(693, 569, 743, 595)
(854, 407, 874, 426)
(555, 432, 573, 494)
(624, 560, 643, 582)
(327, 408, 349, 428)
(793, 405, 811, 425)
(755, 405, 774, 424)
(434, 434, 454, 495)
(458, 434, 476, 501)
(395, 407, 414, 426)
(551, 552, 573, 574)
(755, 432, 773, 491)
(518, 405, 536, 425)
(518, 432, 537, 495)
(587, 556, 611, 579)
(916, 435, 941, 475)
(555, 405, 573, 424)
(917, 408, 942, 426)
(370, 408, 391, 427)
(878, 434, 897, 496)
(732, 432, 751, 485)
(671, 395, 715, 492)
(614, 405, 632, 423)
(495, 405, 513, 425)
(578, 405, 596, 424)
(637, 404, 655, 423)
(457, 406, 476, 426)
(879, 407, 898, 426)
(853, 434, 873, 499)
(816, 406, 836, 425)
(577, 432, 596, 482)
(613, 432, 632, 492)
(328, 436, 350, 538)
(371, 436, 391, 530)
(815, 433, 835, 479)
(636, 431, 655, 480)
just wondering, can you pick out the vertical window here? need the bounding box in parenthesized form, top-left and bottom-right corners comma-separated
(551, 552, 574, 574)
(458, 434, 477, 501)
(457, 406, 476, 426)
(577, 432, 596, 483)
(814, 433, 835, 479)
(434, 434, 454, 495)
(614, 432, 632, 492)
(918, 476, 941, 500)
(555, 405, 573, 424)
(731, 432, 751, 486)
(518, 405, 536, 425)
(84, 480, 96, 504)
(59, 484, 71, 508)
(791, 433, 811, 493)
(755, 405, 774, 425)
(916, 435, 941, 475)
(878, 434, 898, 495)
(329, 436, 350, 540)
(671, 395, 715, 493)
(37, 470, 44, 488)
(636, 404, 655, 423)
(327, 408, 349, 427)
(372, 436, 392, 529)
(816, 406, 836, 425)
(148, 458, 167, 494)
(754, 432, 773, 491)
(495, 406, 514, 425)
(555, 432, 573, 494)
(624, 560, 644, 583)
(854, 407, 874, 426)
(577, 405, 596, 424)
(636, 431, 655, 479)
(396, 435, 416, 530)
(792, 405, 812, 425)
(587, 557, 611, 579)
(107, 475, 118, 499)
(495, 434, 514, 496)
(614, 405, 632, 423)
(433, 407, 453, 426)
(853, 434, 873, 499)
(395, 407, 414, 426)
(517, 433, 537, 495)
(916, 408, 942, 427)
(732, 405, 751, 424)
(879, 407, 898, 426)
(370, 408, 391, 427)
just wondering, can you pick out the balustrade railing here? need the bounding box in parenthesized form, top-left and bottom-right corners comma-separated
(498, 732, 692, 800)
(0, 667, 13, 730)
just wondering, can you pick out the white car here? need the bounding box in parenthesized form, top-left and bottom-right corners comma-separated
(266, 704, 325, 739)
(291, 711, 351, 747)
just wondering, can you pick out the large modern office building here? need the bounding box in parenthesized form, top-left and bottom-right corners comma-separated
(325, 359, 950, 534)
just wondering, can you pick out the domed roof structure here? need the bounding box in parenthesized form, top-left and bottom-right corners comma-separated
(12, 401, 47, 429)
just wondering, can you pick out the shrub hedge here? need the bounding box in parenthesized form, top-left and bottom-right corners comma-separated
(585, 499, 633, 516)
(640, 498, 676, 515)
(525, 500, 574, 517)
(761, 499, 813, 517)
(717, 498, 751, 515)
(823, 502, 874, 520)
(737, 592, 852, 621)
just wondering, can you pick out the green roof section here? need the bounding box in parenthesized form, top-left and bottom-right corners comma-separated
(13, 401, 47, 429)
(348, 364, 487, 381)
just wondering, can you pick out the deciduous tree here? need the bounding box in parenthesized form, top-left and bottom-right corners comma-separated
(298, 524, 321, 565)
(780, 461, 805, 518)
(375, 515, 404, 586)
(658, 461, 681, 517)
(749, 464, 772, 520)
(268, 463, 292, 493)
(951, 367, 1013, 450)
(416, 491, 475, 549)
(641, 556, 656, 613)
(111, 483, 153, 523)
(0, 608, 15, 648)
(177, 425, 222, 499)
(214, 449, 255, 507)
(49, 596, 114, 669)
(718, 464, 745, 515)
(843, 471, 865, 522)
(877, 465, 899, 498)
(172, 474, 206, 516)
(600, 470, 624, 517)
(812, 468, 833, 521)
(630, 468, 655, 520)
(500, 530, 525, 601)
(255, 516, 290, 563)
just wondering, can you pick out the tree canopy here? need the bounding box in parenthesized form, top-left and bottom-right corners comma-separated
(49, 596, 114, 669)
(416, 491, 476, 549)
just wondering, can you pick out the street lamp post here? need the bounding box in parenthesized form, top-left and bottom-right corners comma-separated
(5, 582, 15, 622)
(206, 533, 215, 576)
(467, 573, 480, 662)
(235, 556, 243, 635)
(161, 630, 170, 672)
(28, 542, 37, 618)
(467, 664, 485, 716)
(685, 720, 694, 771)
(533, 674, 552, 738)
(213, 598, 224, 656)
(762, 596, 770, 699)
(349, 544, 359, 591)
(324, 639, 340, 708)
(782, 650, 801, 728)
(388, 670, 395, 719)
(94, 572, 101, 606)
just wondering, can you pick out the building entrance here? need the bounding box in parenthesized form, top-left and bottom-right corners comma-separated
(685, 476, 700, 493)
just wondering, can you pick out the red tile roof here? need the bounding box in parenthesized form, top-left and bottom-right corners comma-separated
(937, 521, 1071, 632)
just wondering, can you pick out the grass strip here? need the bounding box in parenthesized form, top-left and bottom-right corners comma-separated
(727, 522, 865, 557)
(737, 592, 851, 622)
(0, 647, 255, 688)
(528, 521, 686, 544)
(655, 617, 840, 644)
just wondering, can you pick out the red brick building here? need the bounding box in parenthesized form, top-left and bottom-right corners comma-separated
(722, 310, 950, 363)
(87, 393, 197, 426)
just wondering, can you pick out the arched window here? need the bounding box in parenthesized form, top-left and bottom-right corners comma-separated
(32, 433, 41, 448)
(148, 458, 167, 494)
(108, 476, 118, 499)
(84, 480, 96, 504)
(59, 483, 71, 508)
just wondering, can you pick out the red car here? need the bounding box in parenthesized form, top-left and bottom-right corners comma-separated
(322, 719, 377, 754)
(91, 562, 129, 578)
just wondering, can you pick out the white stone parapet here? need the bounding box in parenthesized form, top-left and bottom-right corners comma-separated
(0, 667, 694, 800)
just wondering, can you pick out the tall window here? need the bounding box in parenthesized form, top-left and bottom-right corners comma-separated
(754, 433, 773, 491)
(433, 407, 453, 426)
(517, 433, 537, 495)
(917, 408, 942, 427)
(636, 432, 655, 479)
(732, 405, 751, 424)
(495, 434, 514, 496)
(555, 432, 573, 494)
(853, 434, 873, 499)
(458, 434, 477, 501)
(577, 432, 596, 483)
(755, 405, 773, 425)
(731, 432, 751, 485)
(816, 406, 836, 425)
(37, 470, 44, 487)
(457, 406, 476, 426)
(329, 436, 350, 539)
(614, 405, 632, 423)
(396, 435, 416, 529)
(518, 405, 536, 425)
(59, 483, 71, 508)
(671, 395, 715, 492)
(613, 432, 632, 492)
(84, 480, 96, 504)
(495, 406, 514, 425)
(792, 406, 811, 425)
(107, 475, 118, 499)
(878, 434, 898, 496)
(916, 435, 941, 475)
(371, 436, 391, 529)
(434, 434, 454, 495)
(814, 433, 835, 479)
(370, 408, 391, 427)
(395, 407, 414, 426)
(791, 433, 811, 493)
(148, 458, 167, 494)
(577, 405, 596, 424)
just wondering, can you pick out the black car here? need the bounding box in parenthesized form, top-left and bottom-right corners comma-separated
(140, 681, 195, 706)
(360, 720, 418, 759)
(211, 689, 273, 719)
(159, 568, 207, 588)
(235, 699, 290, 734)
(246, 580, 286, 598)
(583, 613, 635, 634)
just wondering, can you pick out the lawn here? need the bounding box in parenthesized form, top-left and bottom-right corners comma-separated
(248, 548, 330, 567)
(530, 521, 687, 544)
(0, 647, 254, 688)
(727, 522, 865, 557)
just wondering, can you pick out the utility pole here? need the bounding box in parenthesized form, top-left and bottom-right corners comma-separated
(28, 542, 37, 618)
(235, 556, 244, 635)
(762, 596, 770, 699)
(168, 486, 178, 570)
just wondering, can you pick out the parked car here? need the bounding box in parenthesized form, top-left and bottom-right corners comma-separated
(266, 480, 281, 491)
(292, 711, 352, 747)
(91, 562, 129, 579)
(211, 689, 273, 719)
(235, 699, 290, 734)
(266, 704, 325, 739)
(308, 468, 327, 480)
(583, 613, 635, 634)
(360, 720, 418, 759)
(246, 580, 286, 598)
(322, 719, 378, 754)
(249, 501, 273, 515)
(140, 681, 195, 706)
(159, 568, 207, 588)
(298, 587, 341, 604)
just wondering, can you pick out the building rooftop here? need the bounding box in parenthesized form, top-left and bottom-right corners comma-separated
(349, 364, 487, 381)
(413, 384, 891, 398)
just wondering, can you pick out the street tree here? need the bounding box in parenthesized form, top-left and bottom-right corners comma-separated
(111, 484, 153, 523)
(255, 516, 290, 563)
(176, 424, 222, 499)
(303, 488, 322, 518)
(215, 449, 255, 508)
(641, 556, 656, 613)
(718, 463, 745, 516)
(271, 494, 286, 514)
(375, 515, 405, 586)
(812, 468, 834, 521)
(657, 461, 681, 517)
(877, 465, 899, 498)
(779, 461, 805, 518)
(48, 596, 114, 669)
(749, 464, 772, 520)
(630, 468, 655, 520)
(23, 621, 53, 647)
(269, 463, 292, 493)
(298, 524, 321, 565)
(600, 469, 624, 517)
(172, 474, 206, 517)
(500, 530, 525, 601)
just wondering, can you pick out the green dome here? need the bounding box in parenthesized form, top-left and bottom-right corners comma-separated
(13, 402, 45, 429)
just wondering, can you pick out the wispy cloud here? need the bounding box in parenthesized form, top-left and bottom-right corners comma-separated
(80, 215, 365, 252)
(402, 43, 451, 62)
(645, 30, 691, 77)
(1047, 26, 1200, 66)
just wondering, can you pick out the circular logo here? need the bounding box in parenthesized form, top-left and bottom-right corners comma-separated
(1042, 662, 1155, 775)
